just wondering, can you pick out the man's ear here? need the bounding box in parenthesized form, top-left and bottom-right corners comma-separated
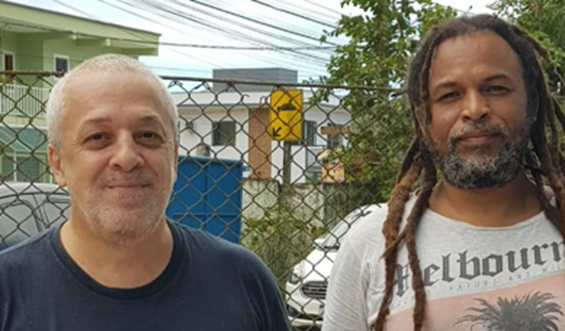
(172, 143, 179, 183)
(47, 144, 67, 187)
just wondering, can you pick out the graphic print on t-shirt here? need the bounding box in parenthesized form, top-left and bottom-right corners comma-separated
(456, 290, 562, 330)
(381, 239, 565, 330)
(386, 274, 565, 330)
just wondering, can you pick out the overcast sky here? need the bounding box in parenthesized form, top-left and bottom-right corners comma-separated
(5, 0, 494, 81)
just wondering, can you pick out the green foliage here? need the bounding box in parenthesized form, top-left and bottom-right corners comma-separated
(315, 1, 457, 201)
(489, 0, 565, 147)
(489, 0, 565, 95)
(240, 205, 324, 291)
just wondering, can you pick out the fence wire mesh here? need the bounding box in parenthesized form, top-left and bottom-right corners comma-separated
(0, 72, 408, 330)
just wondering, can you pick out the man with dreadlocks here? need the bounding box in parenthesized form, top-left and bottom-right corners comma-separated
(323, 14, 565, 331)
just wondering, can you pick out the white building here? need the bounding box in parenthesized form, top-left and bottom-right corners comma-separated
(172, 68, 350, 184)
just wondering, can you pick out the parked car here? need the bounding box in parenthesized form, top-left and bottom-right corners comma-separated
(285, 204, 380, 328)
(0, 182, 70, 249)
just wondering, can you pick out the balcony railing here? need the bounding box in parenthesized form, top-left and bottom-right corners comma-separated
(0, 84, 50, 118)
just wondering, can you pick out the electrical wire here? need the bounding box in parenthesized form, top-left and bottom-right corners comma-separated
(78, 0, 330, 77)
(187, 0, 339, 45)
(6, 0, 337, 78)
(301, 0, 345, 17)
(251, 0, 337, 29)
(96, 0, 239, 68)
(117, 0, 331, 70)
(2, 20, 337, 50)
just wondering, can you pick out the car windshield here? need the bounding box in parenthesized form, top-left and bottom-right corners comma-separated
(321, 207, 372, 249)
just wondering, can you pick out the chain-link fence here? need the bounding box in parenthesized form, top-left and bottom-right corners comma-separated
(0, 71, 409, 330)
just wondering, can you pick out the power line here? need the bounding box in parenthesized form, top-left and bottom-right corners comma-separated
(207, 0, 333, 40)
(301, 0, 345, 17)
(96, 0, 246, 68)
(119, 0, 331, 67)
(187, 0, 339, 46)
(2, 21, 337, 50)
(19, 0, 332, 78)
(257, 0, 343, 24)
(251, 0, 337, 29)
(159, 0, 333, 65)
(56, 0, 335, 67)
(159, 0, 332, 53)
(99, 0, 329, 77)
(52, 0, 99, 20)
(109, 0, 328, 76)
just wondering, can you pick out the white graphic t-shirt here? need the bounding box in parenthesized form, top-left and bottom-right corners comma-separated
(323, 196, 565, 331)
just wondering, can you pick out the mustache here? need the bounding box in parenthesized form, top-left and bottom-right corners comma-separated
(97, 171, 153, 186)
(449, 122, 510, 143)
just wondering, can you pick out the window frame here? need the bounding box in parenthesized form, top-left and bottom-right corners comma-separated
(53, 54, 70, 73)
(326, 123, 344, 148)
(212, 121, 236, 146)
(291, 120, 317, 146)
(2, 51, 15, 71)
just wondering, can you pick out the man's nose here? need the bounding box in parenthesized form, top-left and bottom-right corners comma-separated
(461, 90, 491, 122)
(109, 134, 144, 172)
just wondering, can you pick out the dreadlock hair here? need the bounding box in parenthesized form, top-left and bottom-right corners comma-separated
(373, 14, 565, 331)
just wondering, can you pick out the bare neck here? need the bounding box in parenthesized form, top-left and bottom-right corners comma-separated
(59, 218, 173, 289)
(428, 173, 542, 227)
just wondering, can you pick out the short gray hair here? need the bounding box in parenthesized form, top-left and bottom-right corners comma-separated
(46, 54, 179, 149)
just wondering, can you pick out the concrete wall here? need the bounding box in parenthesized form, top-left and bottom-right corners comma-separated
(241, 178, 366, 231)
(17, 36, 44, 73)
(43, 39, 131, 72)
(179, 102, 351, 183)
(241, 178, 279, 220)
(0, 31, 19, 69)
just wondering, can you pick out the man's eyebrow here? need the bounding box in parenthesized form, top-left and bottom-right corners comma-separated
(136, 115, 165, 125)
(79, 115, 165, 127)
(483, 73, 512, 83)
(430, 81, 458, 94)
(77, 117, 110, 131)
(430, 73, 514, 94)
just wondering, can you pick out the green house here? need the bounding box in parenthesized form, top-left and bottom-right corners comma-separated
(0, 2, 160, 183)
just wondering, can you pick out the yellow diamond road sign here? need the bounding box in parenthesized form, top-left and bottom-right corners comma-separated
(269, 89, 303, 141)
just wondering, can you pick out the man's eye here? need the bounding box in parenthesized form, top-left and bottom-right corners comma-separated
(486, 86, 508, 93)
(87, 133, 105, 141)
(139, 132, 157, 139)
(439, 92, 458, 101)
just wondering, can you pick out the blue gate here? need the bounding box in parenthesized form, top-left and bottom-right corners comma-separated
(166, 156, 243, 243)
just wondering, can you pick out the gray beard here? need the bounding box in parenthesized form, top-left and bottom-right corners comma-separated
(429, 122, 530, 189)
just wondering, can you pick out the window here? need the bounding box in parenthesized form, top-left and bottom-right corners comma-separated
(3, 53, 14, 71)
(1, 154, 46, 182)
(16, 156, 41, 182)
(1, 156, 15, 181)
(212, 121, 236, 146)
(1, 52, 15, 84)
(54, 55, 70, 72)
(327, 123, 344, 148)
(291, 120, 317, 146)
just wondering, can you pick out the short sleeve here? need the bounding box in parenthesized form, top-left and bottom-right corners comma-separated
(323, 232, 371, 331)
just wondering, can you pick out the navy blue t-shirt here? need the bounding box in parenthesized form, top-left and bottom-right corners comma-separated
(0, 221, 290, 331)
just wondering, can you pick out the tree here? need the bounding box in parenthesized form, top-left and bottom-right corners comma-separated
(489, 0, 565, 96)
(315, 0, 457, 202)
(456, 292, 564, 331)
